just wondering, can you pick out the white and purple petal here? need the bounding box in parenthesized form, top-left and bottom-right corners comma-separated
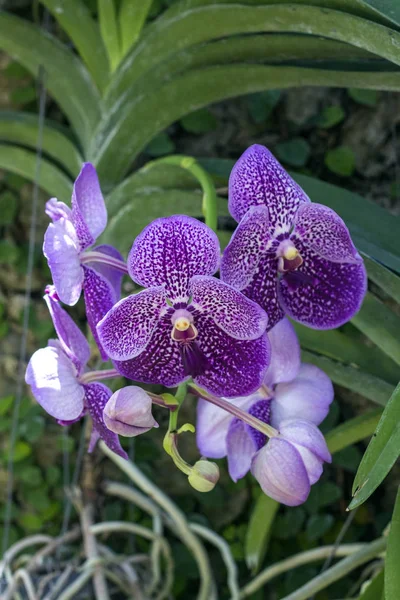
(97, 287, 167, 361)
(103, 386, 158, 437)
(226, 418, 258, 482)
(84, 383, 128, 459)
(251, 438, 311, 506)
(25, 343, 84, 421)
(228, 144, 310, 231)
(278, 238, 367, 329)
(189, 275, 268, 340)
(43, 218, 83, 306)
(195, 315, 271, 397)
(271, 364, 334, 428)
(264, 318, 300, 388)
(71, 163, 107, 250)
(44, 290, 90, 372)
(128, 215, 220, 303)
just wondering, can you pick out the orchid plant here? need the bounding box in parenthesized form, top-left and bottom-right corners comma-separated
(26, 147, 366, 508)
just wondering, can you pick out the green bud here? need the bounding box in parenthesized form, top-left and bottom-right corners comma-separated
(188, 460, 220, 493)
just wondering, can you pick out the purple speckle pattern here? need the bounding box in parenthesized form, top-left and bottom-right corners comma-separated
(44, 291, 90, 372)
(113, 317, 187, 388)
(189, 275, 268, 340)
(195, 315, 271, 397)
(220, 205, 272, 290)
(71, 163, 107, 251)
(293, 203, 363, 264)
(242, 253, 284, 331)
(278, 237, 367, 329)
(84, 383, 128, 459)
(97, 287, 166, 361)
(128, 215, 220, 303)
(247, 399, 272, 450)
(229, 144, 310, 230)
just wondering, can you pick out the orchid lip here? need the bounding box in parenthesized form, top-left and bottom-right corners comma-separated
(277, 240, 303, 273)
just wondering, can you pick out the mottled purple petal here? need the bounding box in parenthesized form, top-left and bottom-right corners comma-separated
(103, 386, 158, 437)
(251, 438, 310, 506)
(45, 198, 71, 221)
(271, 364, 334, 428)
(84, 383, 128, 459)
(195, 316, 271, 397)
(220, 205, 272, 290)
(196, 395, 255, 459)
(44, 290, 90, 372)
(226, 418, 258, 482)
(43, 219, 83, 306)
(25, 344, 84, 421)
(128, 215, 220, 303)
(293, 203, 363, 264)
(113, 317, 187, 388)
(229, 144, 310, 230)
(189, 275, 268, 340)
(278, 238, 367, 329)
(264, 318, 300, 388)
(71, 163, 107, 250)
(97, 287, 167, 361)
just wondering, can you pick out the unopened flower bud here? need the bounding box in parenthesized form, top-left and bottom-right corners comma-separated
(103, 386, 158, 437)
(188, 460, 220, 493)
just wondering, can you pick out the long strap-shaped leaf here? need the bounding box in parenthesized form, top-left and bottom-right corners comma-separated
(94, 63, 400, 184)
(39, 0, 109, 92)
(0, 12, 101, 150)
(118, 0, 154, 59)
(98, 0, 121, 73)
(0, 144, 72, 199)
(0, 112, 83, 177)
(107, 3, 400, 105)
(386, 486, 400, 600)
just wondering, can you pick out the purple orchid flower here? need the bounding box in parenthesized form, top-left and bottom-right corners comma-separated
(43, 163, 126, 359)
(220, 145, 367, 330)
(196, 318, 333, 505)
(25, 287, 127, 459)
(97, 215, 271, 397)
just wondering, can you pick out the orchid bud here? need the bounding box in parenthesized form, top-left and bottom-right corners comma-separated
(103, 386, 158, 437)
(188, 459, 220, 492)
(251, 419, 331, 506)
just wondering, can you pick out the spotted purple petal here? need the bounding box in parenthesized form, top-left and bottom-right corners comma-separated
(43, 219, 83, 306)
(25, 343, 85, 421)
(228, 144, 310, 230)
(278, 237, 367, 329)
(71, 163, 107, 250)
(251, 438, 311, 506)
(195, 315, 271, 397)
(226, 418, 258, 482)
(264, 318, 300, 388)
(44, 290, 90, 372)
(293, 203, 363, 264)
(128, 215, 220, 303)
(84, 383, 128, 459)
(113, 317, 187, 388)
(271, 364, 334, 428)
(189, 275, 269, 340)
(196, 395, 256, 459)
(97, 287, 167, 361)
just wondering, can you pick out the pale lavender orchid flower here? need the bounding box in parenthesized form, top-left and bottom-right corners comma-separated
(103, 386, 159, 437)
(25, 288, 127, 458)
(196, 318, 333, 505)
(220, 145, 367, 330)
(43, 163, 125, 358)
(97, 215, 271, 397)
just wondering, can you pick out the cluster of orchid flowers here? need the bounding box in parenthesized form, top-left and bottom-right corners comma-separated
(26, 145, 367, 506)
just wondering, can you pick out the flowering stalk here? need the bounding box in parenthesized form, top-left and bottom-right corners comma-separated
(79, 369, 121, 384)
(80, 250, 129, 274)
(191, 383, 279, 438)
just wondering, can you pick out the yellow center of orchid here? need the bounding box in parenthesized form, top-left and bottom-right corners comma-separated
(282, 246, 299, 261)
(174, 317, 192, 332)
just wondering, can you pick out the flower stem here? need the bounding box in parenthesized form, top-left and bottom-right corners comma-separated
(80, 251, 129, 274)
(79, 369, 120, 384)
(190, 384, 279, 438)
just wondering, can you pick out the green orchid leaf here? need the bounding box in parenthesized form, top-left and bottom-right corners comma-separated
(39, 0, 109, 91)
(0, 145, 72, 199)
(98, 0, 121, 72)
(325, 409, 382, 454)
(358, 570, 384, 600)
(118, 0, 153, 58)
(363, 255, 400, 304)
(0, 12, 101, 148)
(0, 111, 83, 177)
(245, 494, 279, 573)
(349, 382, 400, 509)
(386, 486, 400, 599)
